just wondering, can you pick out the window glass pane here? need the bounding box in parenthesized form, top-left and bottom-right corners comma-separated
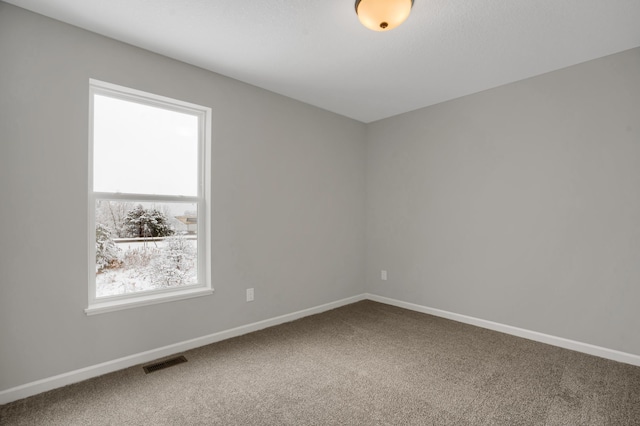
(95, 200, 198, 298)
(93, 94, 198, 196)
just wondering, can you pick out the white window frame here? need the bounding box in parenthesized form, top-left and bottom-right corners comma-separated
(86, 79, 212, 315)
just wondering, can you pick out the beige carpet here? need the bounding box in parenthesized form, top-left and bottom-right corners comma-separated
(1, 300, 639, 425)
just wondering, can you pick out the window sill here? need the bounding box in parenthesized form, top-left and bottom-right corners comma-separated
(85, 287, 213, 316)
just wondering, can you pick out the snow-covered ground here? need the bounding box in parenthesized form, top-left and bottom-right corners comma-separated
(96, 239, 197, 298)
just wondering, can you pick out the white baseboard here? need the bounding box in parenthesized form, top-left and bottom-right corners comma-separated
(0, 294, 367, 405)
(365, 293, 640, 367)
(3, 292, 639, 405)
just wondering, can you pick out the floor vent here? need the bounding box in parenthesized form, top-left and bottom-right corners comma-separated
(143, 355, 187, 374)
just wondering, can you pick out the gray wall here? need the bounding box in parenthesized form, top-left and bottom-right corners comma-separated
(0, 3, 366, 391)
(366, 47, 640, 356)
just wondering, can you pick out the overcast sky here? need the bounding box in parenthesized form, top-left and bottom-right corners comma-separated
(93, 94, 199, 197)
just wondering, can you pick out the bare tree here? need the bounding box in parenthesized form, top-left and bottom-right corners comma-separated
(95, 200, 133, 237)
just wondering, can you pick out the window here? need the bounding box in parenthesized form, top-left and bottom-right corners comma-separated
(87, 80, 212, 315)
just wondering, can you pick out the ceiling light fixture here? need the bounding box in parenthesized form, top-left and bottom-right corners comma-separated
(355, 0, 414, 32)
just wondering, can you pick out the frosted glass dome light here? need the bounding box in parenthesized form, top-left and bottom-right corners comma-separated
(355, 0, 414, 31)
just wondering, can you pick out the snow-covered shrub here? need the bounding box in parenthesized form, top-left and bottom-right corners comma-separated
(150, 235, 197, 287)
(96, 223, 121, 272)
(122, 247, 158, 269)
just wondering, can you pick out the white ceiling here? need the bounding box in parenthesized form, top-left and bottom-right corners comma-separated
(6, 0, 640, 123)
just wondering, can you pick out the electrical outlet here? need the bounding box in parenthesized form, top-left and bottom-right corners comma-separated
(246, 288, 254, 302)
(381, 270, 387, 281)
